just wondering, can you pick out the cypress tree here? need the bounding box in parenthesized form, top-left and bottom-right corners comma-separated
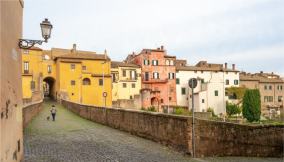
(242, 89, 261, 122)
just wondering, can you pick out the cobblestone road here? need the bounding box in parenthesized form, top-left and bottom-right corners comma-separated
(24, 101, 283, 162)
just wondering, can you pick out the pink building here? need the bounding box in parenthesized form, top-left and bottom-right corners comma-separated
(125, 46, 177, 112)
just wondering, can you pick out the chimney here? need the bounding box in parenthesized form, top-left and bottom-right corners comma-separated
(72, 43, 77, 54)
(260, 71, 263, 74)
(161, 45, 164, 50)
(232, 64, 235, 70)
(224, 62, 228, 69)
(157, 47, 161, 50)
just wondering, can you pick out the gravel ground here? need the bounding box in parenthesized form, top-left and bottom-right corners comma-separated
(24, 101, 283, 162)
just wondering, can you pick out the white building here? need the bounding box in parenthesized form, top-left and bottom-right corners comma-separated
(176, 61, 239, 115)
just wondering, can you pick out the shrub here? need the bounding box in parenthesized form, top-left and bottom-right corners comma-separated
(207, 107, 217, 117)
(242, 89, 261, 122)
(147, 106, 156, 112)
(226, 102, 241, 117)
(173, 107, 191, 116)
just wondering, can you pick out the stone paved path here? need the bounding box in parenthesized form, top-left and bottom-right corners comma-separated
(24, 101, 283, 162)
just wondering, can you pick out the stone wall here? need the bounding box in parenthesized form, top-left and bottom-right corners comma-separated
(0, 1, 24, 161)
(22, 101, 43, 128)
(62, 100, 284, 157)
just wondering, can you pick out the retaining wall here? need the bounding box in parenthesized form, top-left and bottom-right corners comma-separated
(22, 100, 43, 128)
(62, 100, 284, 157)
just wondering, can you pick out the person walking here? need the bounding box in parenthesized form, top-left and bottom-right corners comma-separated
(50, 105, 57, 121)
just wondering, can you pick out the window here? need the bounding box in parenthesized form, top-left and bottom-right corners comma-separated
(71, 80, 75, 85)
(71, 64, 75, 70)
(130, 96, 133, 99)
(234, 80, 239, 85)
(83, 78, 91, 85)
(170, 87, 174, 92)
(152, 60, 158, 66)
(168, 73, 175, 79)
(176, 78, 180, 84)
(169, 97, 172, 101)
(47, 65, 52, 73)
(30, 81, 35, 90)
(123, 83, 127, 88)
(278, 96, 283, 102)
(82, 66, 86, 70)
(123, 70, 126, 77)
(214, 90, 218, 96)
(181, 88, 186, 95)
(169, 60, 174, 66)
(202, 99, 205, 103)
(201, 79, 205, 84)
(161, 99, 164, 103)
(24, 61, 29, 73)
(130, 70, 136, 79)
(269, 85, 272, 90)
(99, 79, 103, 86)
(278, 85, 283, 91)
(166, 60, 170, 65)
(264, 85, 267, 90)
(145, 72, 149, 81)
(112, 73, 116, 82)
(143, 59, 150, 65)
(265, 96, 273, 102)
(132, 83, 136, 88)
(153, 72, 159, 79)
(23, 50, 29, 54)
(225, 79, 229, 85)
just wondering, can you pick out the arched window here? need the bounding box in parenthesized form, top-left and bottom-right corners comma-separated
(82, 78, 91, 85)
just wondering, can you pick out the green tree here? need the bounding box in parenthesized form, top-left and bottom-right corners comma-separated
(226, 102, 241, 117)
(242, 89, 261, 122)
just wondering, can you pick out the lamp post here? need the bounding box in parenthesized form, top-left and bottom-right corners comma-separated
(19, 18, 53, 49)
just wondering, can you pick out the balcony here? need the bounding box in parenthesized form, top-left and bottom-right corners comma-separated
(142, 78, 168, 84)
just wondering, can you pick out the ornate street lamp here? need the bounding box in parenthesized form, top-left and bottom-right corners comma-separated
(19, 18, 53, 49)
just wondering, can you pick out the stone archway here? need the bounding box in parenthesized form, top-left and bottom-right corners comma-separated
(43, 77, 56, 99)
(151, 97, 160, 111)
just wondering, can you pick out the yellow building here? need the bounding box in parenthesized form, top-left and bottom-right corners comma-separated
(22, 44, 112, 107)
(111, 61, 141, 108)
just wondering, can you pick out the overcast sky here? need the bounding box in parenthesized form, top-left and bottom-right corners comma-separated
(23, 0, 284, 76)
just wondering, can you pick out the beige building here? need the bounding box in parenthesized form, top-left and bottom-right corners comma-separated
(240, 72, 284, 116)
(111, 61, 141, 109)
(1, 1, 24, 161)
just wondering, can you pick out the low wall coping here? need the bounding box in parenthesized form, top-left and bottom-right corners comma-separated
(23, 99, 43, 108)
(62, 99, 284, 128)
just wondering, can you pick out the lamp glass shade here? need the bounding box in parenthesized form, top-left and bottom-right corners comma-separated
(40, 18, 52, 41)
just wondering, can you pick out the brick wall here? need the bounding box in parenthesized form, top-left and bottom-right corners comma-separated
(62, 100, 284, 157)
(22, 100, 43, 128)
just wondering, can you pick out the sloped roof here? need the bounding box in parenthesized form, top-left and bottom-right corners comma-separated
(111, 61, 140, 68)
(51, 48, 110, 61)
(240, 73, 284, 83)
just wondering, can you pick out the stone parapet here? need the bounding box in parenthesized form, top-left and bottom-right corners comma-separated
(62, 99, 284, 157)
(23, 100, 43, 128)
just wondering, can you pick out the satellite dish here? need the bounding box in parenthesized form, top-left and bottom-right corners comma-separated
(44, 55, 50, 60)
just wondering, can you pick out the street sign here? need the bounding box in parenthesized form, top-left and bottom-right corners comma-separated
(188, 78, 197, 88)
(103, 92, 107, 97)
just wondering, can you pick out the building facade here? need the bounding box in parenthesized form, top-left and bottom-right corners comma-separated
(1, 1, 24, 161)
(111, 61, 141, 109)
(22, 44, 112, 107)
(125, 46, 177, 112)
(176, 61, 239, 115)
(240, 72, 284, 116)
